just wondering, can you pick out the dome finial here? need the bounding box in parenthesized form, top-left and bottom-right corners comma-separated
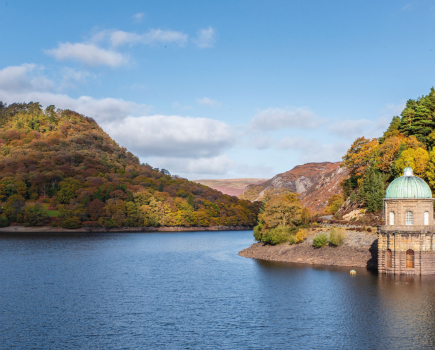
(404, 166, 413, 176)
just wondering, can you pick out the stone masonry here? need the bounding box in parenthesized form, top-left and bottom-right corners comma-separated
(378, 198, 435, 275)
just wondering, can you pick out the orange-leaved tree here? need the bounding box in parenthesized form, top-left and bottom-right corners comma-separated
(341, 137, 379, 177)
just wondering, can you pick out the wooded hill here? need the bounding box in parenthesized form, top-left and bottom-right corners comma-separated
(0, 102, 261, 229)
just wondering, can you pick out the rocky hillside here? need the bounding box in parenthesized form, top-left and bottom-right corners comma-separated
(193, 178, 267, 197)
(239, 162, 348, 212)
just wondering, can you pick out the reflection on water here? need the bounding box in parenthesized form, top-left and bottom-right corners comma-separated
(1, 231, 435, 349)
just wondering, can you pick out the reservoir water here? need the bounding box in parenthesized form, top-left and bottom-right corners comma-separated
(1, 230, 435, 349)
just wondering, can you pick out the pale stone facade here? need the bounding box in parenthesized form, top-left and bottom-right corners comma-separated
(378, 198, 435, 275)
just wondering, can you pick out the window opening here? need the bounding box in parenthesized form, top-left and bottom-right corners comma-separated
(424, 211, 429, 225)
(406, 211, 413, 225)
(389, 212, 395, 225)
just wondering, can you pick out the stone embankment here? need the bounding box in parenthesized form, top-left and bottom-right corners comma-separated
(239, 228, 378, 268)
(0, 225, 253, 234)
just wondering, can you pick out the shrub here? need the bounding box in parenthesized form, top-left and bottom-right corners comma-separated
(0, 214, 9, 227)
(329, 227, 346, 246)
(60, 217, 81, 229)
(313, 233, 328, 248)
(51, 221, 58, 227)
(295, 229, 307, 243)
(261, 225, 292, 245)
(42, 198, 50, 203)
(288, 235, 296, 245)
(21, 203, 49, 226)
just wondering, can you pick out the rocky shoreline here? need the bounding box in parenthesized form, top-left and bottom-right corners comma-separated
(0, 225, 253, 234)
(239, 228, 378, 269)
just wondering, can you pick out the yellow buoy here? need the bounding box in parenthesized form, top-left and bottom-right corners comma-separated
(350, 270, 356, 275)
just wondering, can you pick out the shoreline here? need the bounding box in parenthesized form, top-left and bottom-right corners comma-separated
(0, 225, 253, 234)
(239, 230, 378, 269)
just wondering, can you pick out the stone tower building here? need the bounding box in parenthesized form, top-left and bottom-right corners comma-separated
(378, 167, 435, 275)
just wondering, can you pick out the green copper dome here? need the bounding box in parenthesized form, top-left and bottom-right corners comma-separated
(385, 167, 432, 199)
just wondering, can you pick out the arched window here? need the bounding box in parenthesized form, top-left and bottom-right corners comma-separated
(406, 250, 414, 269)
(406, 211, 413, 225)
(424, 211, 429, 225)
(389, 212, 395, 225)
(386, 249, 392, 268)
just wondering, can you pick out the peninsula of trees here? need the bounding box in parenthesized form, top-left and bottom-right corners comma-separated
(0, 102, 261, 229)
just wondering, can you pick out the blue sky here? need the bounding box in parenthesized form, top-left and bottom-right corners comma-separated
(1, 0, 435, 180)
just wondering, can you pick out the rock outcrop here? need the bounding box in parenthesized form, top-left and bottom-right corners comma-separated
(239, 162, 349, 213)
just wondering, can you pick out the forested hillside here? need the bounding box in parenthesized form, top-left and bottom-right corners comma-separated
(339, 87, 435, 215)
(0, 102, 260, 229)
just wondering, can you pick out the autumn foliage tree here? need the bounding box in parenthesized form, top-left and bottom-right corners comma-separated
(254, 193, 310, 245)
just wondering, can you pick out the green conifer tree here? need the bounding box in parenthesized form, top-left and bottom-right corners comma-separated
(358, 165, 386, 213)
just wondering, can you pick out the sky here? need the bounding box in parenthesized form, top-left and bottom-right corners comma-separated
(1, 0, 435, 180)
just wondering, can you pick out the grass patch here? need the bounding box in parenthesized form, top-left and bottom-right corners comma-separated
(46, 210, 59, 217)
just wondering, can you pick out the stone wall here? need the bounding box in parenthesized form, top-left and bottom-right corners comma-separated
(378, 232, 435, 275)
(383, 198, 434, 226)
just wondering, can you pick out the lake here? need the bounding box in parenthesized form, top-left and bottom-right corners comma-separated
(1, 230, 435, 349)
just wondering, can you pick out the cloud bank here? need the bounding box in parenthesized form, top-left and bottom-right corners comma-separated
(250, 107, 322, 130)
(45, 43, 129, 67)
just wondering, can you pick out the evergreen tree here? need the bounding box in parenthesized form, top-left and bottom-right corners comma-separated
(358, 165, 386, 213)
(399, 88, 435, 145)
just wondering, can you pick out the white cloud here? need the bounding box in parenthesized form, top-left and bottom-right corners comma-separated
(44, 42, 129, 67)
(251, 134, 274, 149)
(173, 101, 193, 110)
(195, 27, 216, 48)
(0, 64, 54, 92)
(132, 12, 145, 22)
(328, 119, 373, 138)
(108, 29, 188, 47)
(61, 67, 95, 87)
(143, 29, 188, 46)
(250, 107, 322, 130)
(234, 163, 274, 177)
(110, 31, 142, 47)
(103, 115, 235, 158)
(153, 155, 233, 175)
(328, 117, 390, 139)
(197, 97, 221, 108)
(278, 136, 348, 163)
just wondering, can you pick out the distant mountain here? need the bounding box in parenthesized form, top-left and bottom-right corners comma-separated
(239, 162, 348, 213)
(193, 178, 268, 197)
